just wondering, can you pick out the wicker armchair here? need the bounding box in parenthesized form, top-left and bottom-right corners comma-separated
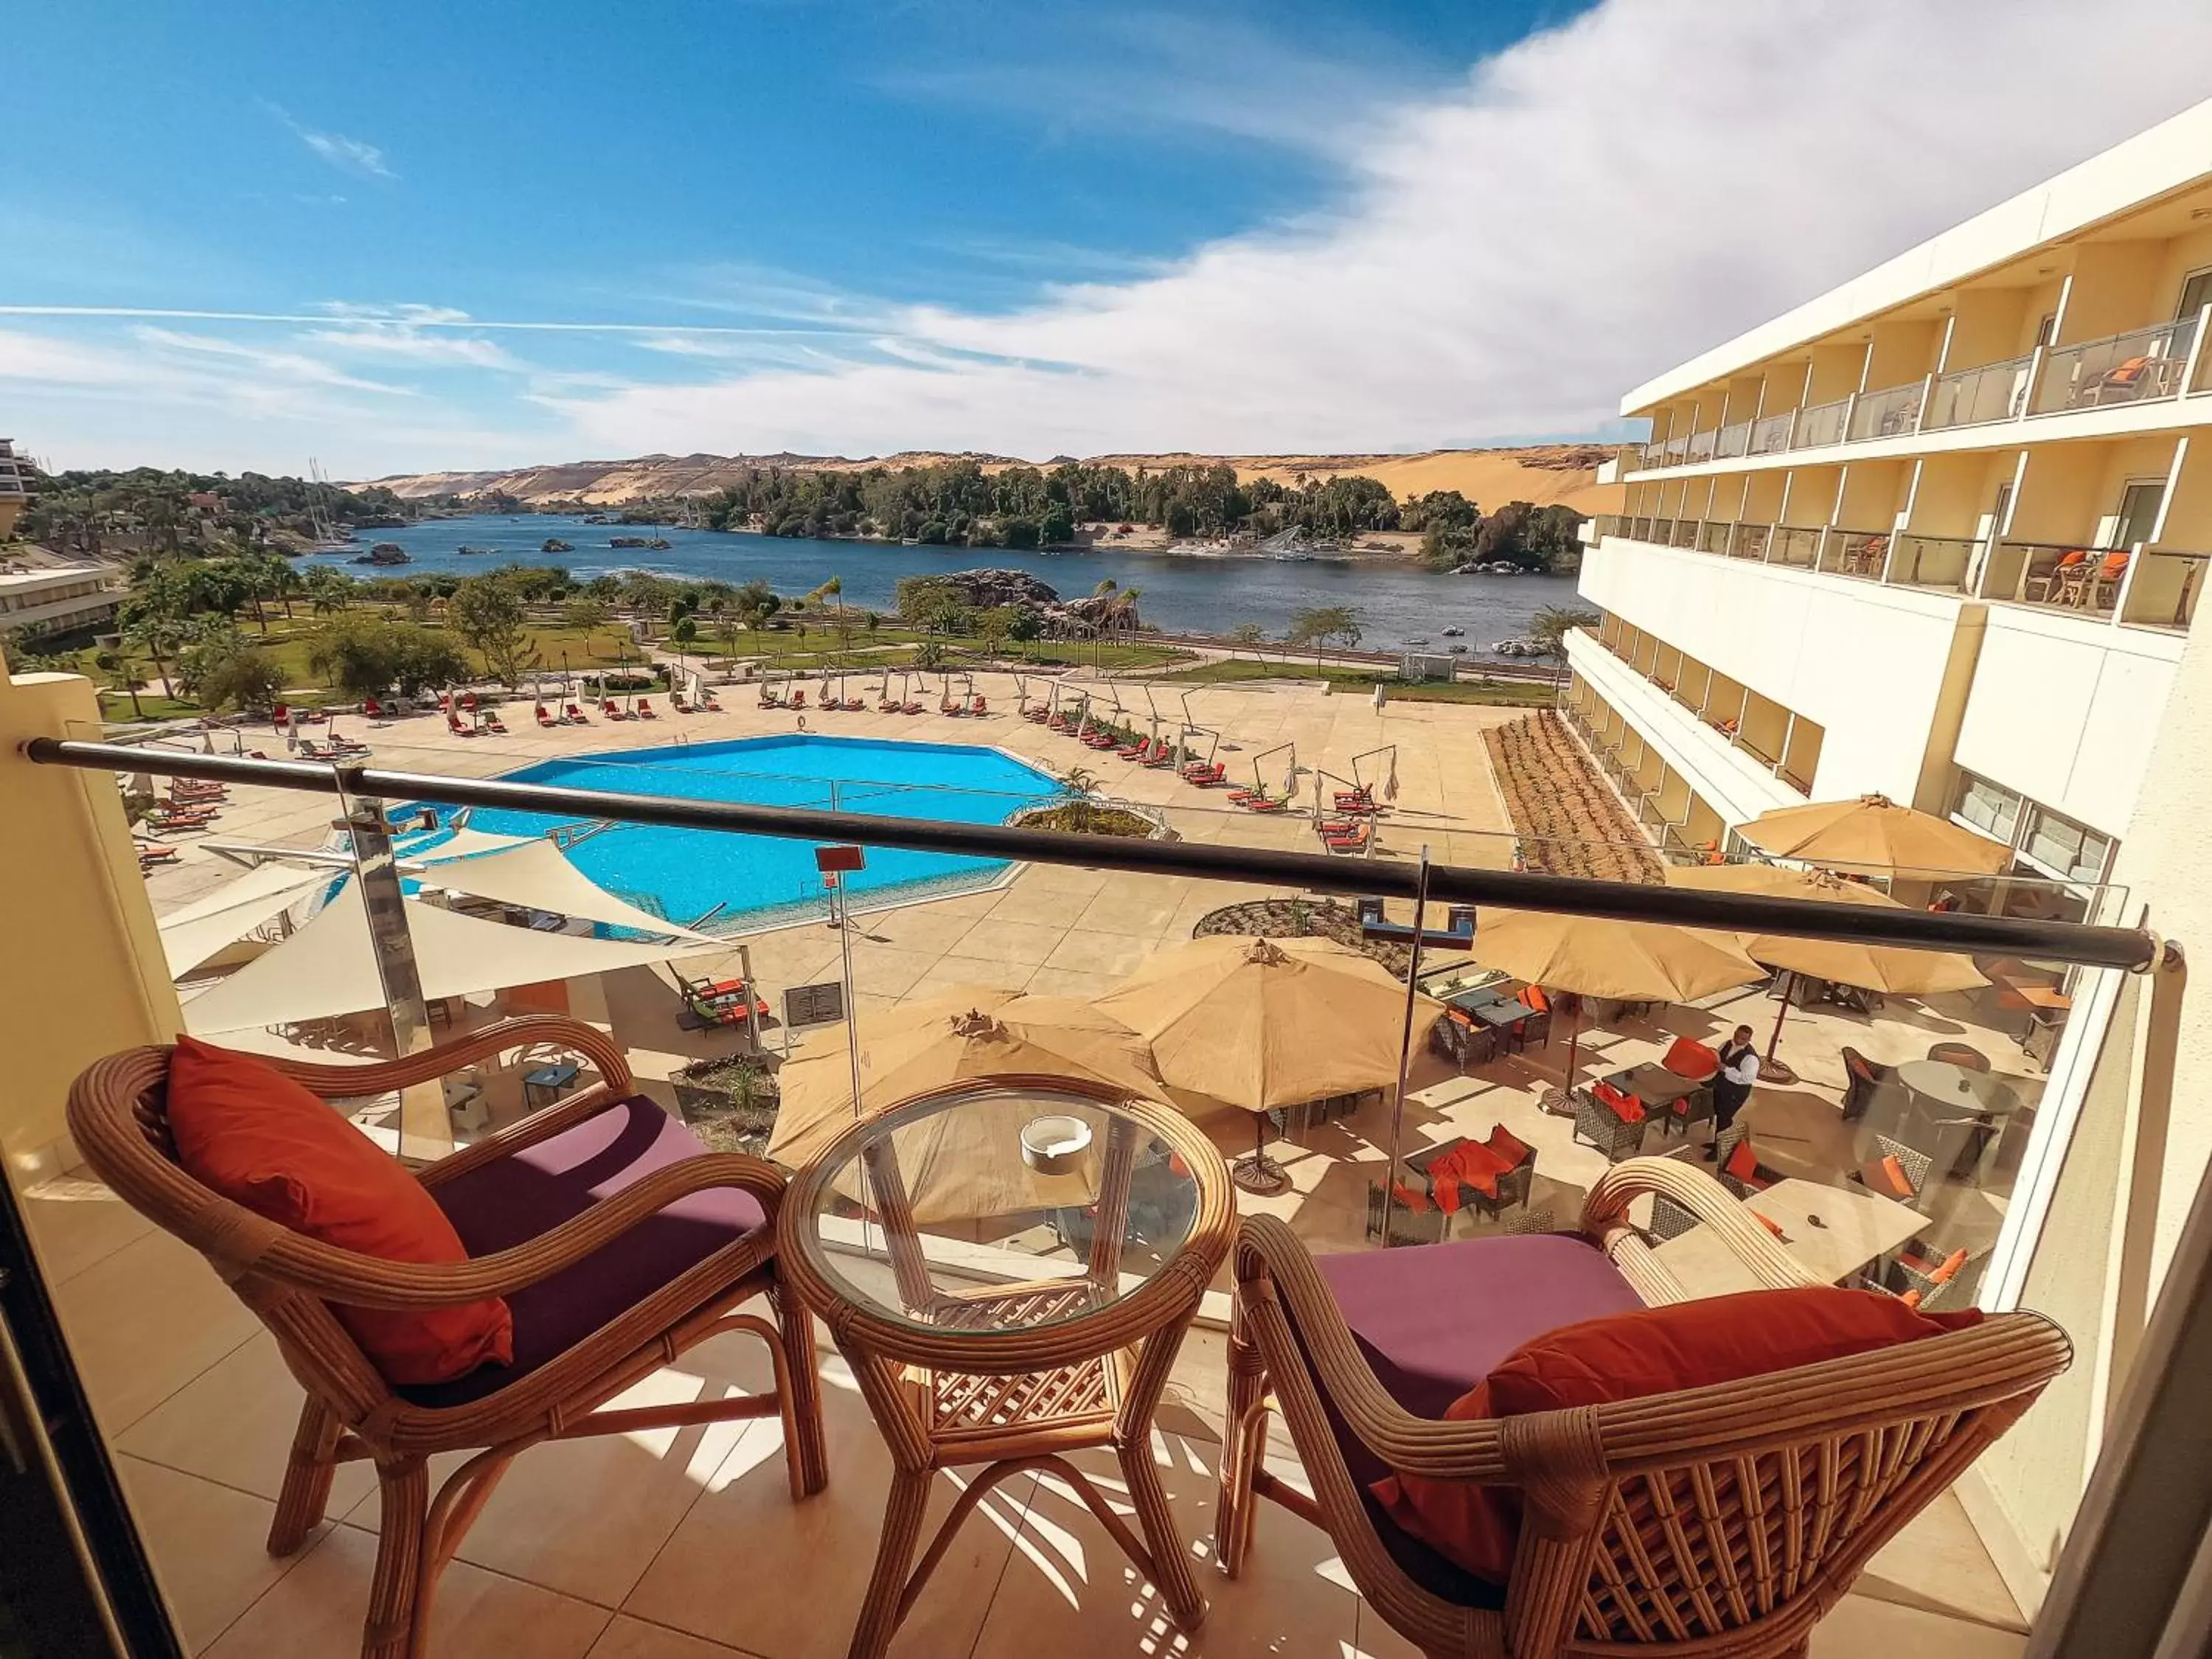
(1217, 1158, 2069, 1658)
(67, 1017, 829, 1659)
(1571, 1088, 1648, 1164)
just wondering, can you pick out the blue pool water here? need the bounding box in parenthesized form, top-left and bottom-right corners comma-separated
(406, 735, 1061, 928)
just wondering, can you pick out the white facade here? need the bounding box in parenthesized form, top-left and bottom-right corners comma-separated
(1568, 98, 2212, 874)
(0, 566, 121, 639)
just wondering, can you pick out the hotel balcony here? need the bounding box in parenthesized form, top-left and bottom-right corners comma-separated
(1590, 514, 2207, 634)
(5, 653, 2186, 1658)
(1631, 318, 2212, 479)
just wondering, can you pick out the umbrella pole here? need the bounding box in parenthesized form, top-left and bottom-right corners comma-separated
(1540, 1001, 1581, 1115)
(1379, 846, 1433, 1244)
(1231, 1112, 1290, 1196)
(1761, 970, 1801, 1085)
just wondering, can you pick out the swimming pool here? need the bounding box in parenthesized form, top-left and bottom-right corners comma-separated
(403, 735, 1062, 929)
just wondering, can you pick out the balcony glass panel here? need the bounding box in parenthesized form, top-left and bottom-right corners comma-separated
(2119, 549, 2207, 630)
(1791, 397, 1849, 448)
(1770, 525, 1821, 567)
(1686, 429, 1717, 462)
(1669, 518, 1700, 548)
(1715, 420, 1751, 459)
(1748, 411, 1795, 454)
(1697, 519, 1734, 554)
(1823, 529, 1891, 580)
(1886, 533, 1981, 594)
(1731, 523, 1770, 560)
(1846, 382, 1924, 442)
(1994, 541, 2130, 615)
(1925, 353, 2033, 429)
(2034, 316, 2199, 414)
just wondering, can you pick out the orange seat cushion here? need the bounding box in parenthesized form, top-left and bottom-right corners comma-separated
(1484, 1126, 1532, 1169)
(1662, 1037, 1721, 1082)
(1725, 1138, 1761, 1184)
(166, 1036, 514, 1387)
(1372, 1287, 1983, 1583)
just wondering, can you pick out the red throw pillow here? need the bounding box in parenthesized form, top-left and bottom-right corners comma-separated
(1371, 1288, 1982, 1583)
(1594, 1082, 1644, 1124)
(1725, 1138, 1761, 1183)
(165, 1036, 513, 1386)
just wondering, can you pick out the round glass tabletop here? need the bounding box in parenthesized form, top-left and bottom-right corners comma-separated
(792, 1082, 1208, 1338)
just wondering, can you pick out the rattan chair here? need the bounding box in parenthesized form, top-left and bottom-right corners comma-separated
(67, 1016, 829, 1659)
(1571, 1088, 1648, 1164)
(1217, 1157, 2069, 1658)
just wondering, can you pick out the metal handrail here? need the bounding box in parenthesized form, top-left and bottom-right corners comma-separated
(21, 737, 2159, 971)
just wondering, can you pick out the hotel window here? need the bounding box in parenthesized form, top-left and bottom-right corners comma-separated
(2179, 268, 2212, 321)
(1955, 773, 2024, 843)
(2023, 805, 2115, 884)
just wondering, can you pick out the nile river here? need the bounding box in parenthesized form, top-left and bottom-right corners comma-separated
(330, 516, 1579, 652)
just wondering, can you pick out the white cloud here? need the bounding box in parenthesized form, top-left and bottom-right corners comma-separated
(299, 323, 521, 369)
(547, 0, 2212, 458)
(267, 105, 396, 180)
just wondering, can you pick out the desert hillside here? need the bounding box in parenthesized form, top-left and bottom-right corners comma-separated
(365, 446, 1621, 514)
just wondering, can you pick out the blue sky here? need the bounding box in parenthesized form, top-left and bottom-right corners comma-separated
(6, 0, 2211, 477)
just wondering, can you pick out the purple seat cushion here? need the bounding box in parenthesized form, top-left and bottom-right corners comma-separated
(399, 1096, 768, 1408)
(1301, 1234, 1643, 1607)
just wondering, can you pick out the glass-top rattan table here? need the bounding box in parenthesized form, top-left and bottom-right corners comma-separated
(776, 1078, 1233, 1659)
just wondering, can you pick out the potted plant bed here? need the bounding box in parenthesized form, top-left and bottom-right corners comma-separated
(669, 1056, 781, 1156)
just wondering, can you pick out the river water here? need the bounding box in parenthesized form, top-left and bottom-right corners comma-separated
(327, 515, 1579, 651)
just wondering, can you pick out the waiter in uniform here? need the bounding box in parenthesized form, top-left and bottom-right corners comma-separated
(1708, 1024, 1760, 1156)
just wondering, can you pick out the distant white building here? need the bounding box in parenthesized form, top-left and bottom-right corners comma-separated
(0, 565, 122, 641)
(0, 440, 29, 540)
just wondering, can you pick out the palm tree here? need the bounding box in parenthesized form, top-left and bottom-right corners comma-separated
(122, 614, 185, 700)
(303, 567, 352, 616)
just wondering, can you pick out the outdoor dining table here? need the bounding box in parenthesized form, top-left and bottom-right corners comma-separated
(1896, 1059, 2021, 1119)
(776, 1079, 1233, 1659)
(1601, 1062, 1705, 1111)
(1652, 1178, 1925, 1300)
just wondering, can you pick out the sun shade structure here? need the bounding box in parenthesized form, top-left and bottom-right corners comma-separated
(1473, 908, 1766, 1109)
(407, 827, 536, 862)
(157, 863, 335, 977)
(179, 882, 725, 1034)
(1666, 863, 1987, 1083)
(1096, 935, 1443, 1113)
(408, 838, 725, 944)
(1665, 863, 1989, 996)
(1740, 793, 2012, 876)
(767, 995, 1161, 1174)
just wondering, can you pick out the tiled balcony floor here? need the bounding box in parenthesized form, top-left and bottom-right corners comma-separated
(26, 1172, 2034, 1659)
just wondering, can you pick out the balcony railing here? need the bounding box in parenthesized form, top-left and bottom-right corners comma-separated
(1886, 532, 1982, 594)
(1748, 411, 1795, 454)
(1789, 397, 1850, 449)
(1770, 525, 1822, 567)
(1847, 381, 1925, 442)
(2034, 315, 2201, 415)
(1597, 514, 2203, 635)
(1924, 352, 2034, 429)
(1629, 307, 2212, 473)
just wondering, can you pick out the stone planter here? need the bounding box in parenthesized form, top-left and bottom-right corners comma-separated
(669, 1058, 781, 1155)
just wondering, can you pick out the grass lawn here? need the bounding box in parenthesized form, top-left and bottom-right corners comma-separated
(1153, 655, 1558, 705)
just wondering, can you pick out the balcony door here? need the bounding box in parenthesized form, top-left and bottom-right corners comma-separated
(2112, 480, 2164, 551)
(2177, 267, 2212, 321)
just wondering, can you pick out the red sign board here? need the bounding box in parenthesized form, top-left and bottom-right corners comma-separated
(814, 844, 866, 874)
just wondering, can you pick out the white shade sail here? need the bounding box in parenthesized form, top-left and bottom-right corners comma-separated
(181, 883, 724, 1034)
(410, 839, 723, 944)
(159, 863, 335, 976)
(410, 827, 535, 863)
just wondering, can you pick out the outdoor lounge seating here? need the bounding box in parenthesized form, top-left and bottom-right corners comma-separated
(1716, 1126, 1781, 1198)
(1217, 1163, 2067, 1658)
(1841, 1045, 1897, 1119)
(675, 971, 772, 1030)
(66, 1018, 828, 1659)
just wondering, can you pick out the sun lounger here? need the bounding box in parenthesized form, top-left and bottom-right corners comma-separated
(698, 694, 722, 712)
(602, 699, 628, 720)
(842, 698, 864, 712)
(479, 712, 507, 734)
(790, 689, 807, 709)
(635, 699, 658, 719)
(902, 700, 924, 714)
(1324, 823, 1371, 852)
(669, 693, 693, 713)
(446, 713, 478, 738)
(536, 704, 558, 727)
(970, 695, 987, 714)
(565, 701, 589, 723)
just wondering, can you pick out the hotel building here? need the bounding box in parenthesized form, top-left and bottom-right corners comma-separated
(0, 439, 29, 540)
(1565, 106, 2212, 918)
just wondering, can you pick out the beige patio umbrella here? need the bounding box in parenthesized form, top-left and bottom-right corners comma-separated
(1096, 935, 1446, 1191)
(767, 994, 1163, 1173)
(1472, 908, 1767, 1109)
(1666, 863, 1986, 1082)
(1740, 793, 2012, 877)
